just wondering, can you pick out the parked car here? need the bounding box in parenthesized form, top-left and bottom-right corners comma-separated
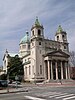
(12, 81, 21, 85)
(0, 80, 8, 87)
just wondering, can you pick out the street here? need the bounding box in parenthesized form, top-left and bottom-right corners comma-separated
(0, 85, 75, 100)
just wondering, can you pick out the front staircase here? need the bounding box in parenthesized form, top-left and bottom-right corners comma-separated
(42, 79, 75, 85)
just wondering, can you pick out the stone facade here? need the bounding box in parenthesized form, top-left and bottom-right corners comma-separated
(19, 18, 70, 82)
(3, 18, 70, 82)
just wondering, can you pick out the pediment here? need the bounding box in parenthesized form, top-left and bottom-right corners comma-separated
(52, 52, 66, 56)
(44, 50, 70, 58)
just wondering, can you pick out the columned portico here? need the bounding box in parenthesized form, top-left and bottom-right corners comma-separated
(44, 50, 70, 81)
(44, 60, 69, 81)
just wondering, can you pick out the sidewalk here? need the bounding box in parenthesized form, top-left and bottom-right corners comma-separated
(0, 87, 28, 94)
(1, 82, 75, 94)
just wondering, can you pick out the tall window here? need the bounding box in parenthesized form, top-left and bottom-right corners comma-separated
(32, 65, 34, 74)
(62, 35, 64, 38)
(28, 44, 30, 49)
(32, 30, 34, 36)
(40, 50, 41, 54)
(64, 46, 66, 49)
(39, 42, 41, 45)
(22, 45, 26, 49)
(40, 65, 42, 74)
(38, 29, 41, 36)
(57, 36, 59, 41)
(25, 59, 26, 62)
(62, 35, 65, 40)
(29, 66, 31, 75)
(25, 67, 27, 75)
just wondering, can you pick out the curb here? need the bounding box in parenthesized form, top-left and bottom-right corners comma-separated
(0, 89, 28, 94)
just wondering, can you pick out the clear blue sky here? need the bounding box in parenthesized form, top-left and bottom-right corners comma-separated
(0, 0, 75, 65)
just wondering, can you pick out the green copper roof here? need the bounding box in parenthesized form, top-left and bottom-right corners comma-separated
(20, 32, 30, 44)
(57, 25, 63, 33)
(35, 17, 40, 26)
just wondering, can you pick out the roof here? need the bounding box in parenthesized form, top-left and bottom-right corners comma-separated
(31, 17, 43, 30)
(44, 49, 70, 58)
(20, 31, 30, 44)
(57, 25, 63, 33)
(35, 17, 40, 26)
(3, 51, 18, 60)
(55, 25, 66, 35)
(8, 53, 18, 57)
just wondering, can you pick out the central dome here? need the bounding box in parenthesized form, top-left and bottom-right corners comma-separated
(20, 32, 30, 44)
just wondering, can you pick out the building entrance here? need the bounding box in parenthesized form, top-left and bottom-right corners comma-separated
(58, 66, 61, 79)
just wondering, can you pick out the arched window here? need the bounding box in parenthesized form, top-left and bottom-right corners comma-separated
(38, 29, 41, 36)
(57, 36, 59, 41)
(22, 45, 26, 49)
(64, 46, 66, 49)
(39, 42, 41, 45)
(32, 30, 34, 36)
(62, 34, 65, 40)
(62, 35, 64, 38)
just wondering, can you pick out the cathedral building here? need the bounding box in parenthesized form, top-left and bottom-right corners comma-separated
(3, 17, 70, 82)
(19, 18, 70, 82)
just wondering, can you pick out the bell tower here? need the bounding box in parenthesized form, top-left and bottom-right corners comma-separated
(30, 17, 45, 81)
(55, 25, 67, 43)
(31, 17, 44, 40)
(55, 25, 69, 52)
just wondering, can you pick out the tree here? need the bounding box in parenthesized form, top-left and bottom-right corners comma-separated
(7, 55, 24, 80)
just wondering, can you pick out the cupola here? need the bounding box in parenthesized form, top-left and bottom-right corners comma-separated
(20, 31, 30, 44)
(55, 25, 67, 43)
(31, 17, 44, 40)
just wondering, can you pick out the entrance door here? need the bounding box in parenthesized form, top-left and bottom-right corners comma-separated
(58, 66, 61, 79)
(53, 62, 56, 80)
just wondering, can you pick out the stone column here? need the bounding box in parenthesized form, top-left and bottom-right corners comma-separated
(51, 60, 53, 80)
(44, 61, 47, 80)
(65, 62, 68, 79)
(48, 60, 50, 80)
(56, 61, 58, 80)
(67, 62, 70, 79)
(61, 61, 63, 80)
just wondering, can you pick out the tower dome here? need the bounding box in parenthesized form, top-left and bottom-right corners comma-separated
(20, 31, 30, 44)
